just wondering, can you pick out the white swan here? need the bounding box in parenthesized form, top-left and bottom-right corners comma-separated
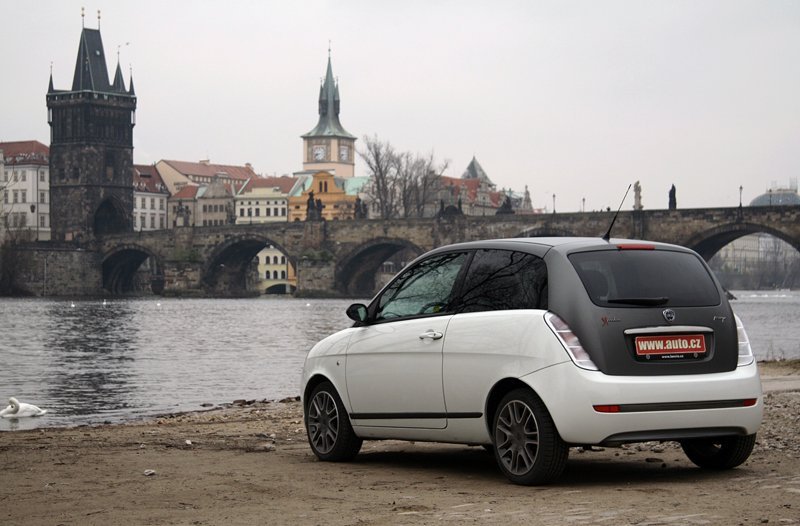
(0, 397, 47, 418)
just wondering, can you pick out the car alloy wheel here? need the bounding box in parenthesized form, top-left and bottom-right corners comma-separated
(492, 388, 568, 485)
(304, 381, 362, 461)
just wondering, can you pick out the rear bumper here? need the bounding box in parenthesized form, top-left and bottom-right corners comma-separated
(523, 361, 763, 445)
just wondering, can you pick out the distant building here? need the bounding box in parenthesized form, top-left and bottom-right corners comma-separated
(1, 140, 50, 241)
(132, 164, 169, 231)
(288, 171, 369, 222)
(167, 175, 235, 228)
(156, 159, 256, 196)
(234, 176, 295, 224)
(301, 53, 356, 178)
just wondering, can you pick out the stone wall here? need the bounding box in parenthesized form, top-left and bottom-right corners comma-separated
(5, 245, 103, 296)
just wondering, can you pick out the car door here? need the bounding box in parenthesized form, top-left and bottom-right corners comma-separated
(345, 251, 469, 430)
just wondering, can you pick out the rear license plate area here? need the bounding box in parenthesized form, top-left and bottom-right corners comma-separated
(634, 334, 707, 361)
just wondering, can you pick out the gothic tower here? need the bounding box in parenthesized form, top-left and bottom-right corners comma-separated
(47, 21, 136, 242)
(301, 52, 356, 177)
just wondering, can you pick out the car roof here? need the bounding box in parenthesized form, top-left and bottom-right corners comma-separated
(427, 237, 694, 256)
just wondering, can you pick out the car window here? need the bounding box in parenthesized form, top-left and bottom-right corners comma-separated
(456, 249, 548, 313)
(375, 252, 468, 321)
(569, 249, 720, 307)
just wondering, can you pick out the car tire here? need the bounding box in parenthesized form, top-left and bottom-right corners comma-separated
(492, 388, 569, 485)
(305, 381, 362, 462)
(680, 434, 756, 469)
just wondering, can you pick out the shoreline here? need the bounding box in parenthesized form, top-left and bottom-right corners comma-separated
(1, 361, 799, 525)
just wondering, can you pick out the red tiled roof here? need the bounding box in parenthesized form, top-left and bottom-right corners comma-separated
(162, 159, 257, 181)
(0, 140, 49, 166)
(241, 176, 296, 194)
(171, 185, 200, 199)
(440, 176, 504, 207)
(133, 164, 170, 195)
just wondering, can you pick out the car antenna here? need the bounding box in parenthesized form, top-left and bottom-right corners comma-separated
(602, 183, 632, 242)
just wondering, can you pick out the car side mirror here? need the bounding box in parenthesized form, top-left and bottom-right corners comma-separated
(346, 303, 368, 323)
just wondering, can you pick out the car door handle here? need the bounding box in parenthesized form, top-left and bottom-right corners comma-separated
(419, 330, 444, 340)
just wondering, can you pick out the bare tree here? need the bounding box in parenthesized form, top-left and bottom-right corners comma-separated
(359, 135, 398, 219)
(412, 152, 447, 218)
(360, 136, 449, 219)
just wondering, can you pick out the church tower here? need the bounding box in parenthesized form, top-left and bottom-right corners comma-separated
(301, 52, 356, 177)
(46, 16, 136, 242)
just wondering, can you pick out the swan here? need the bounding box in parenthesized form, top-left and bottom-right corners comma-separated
(0, 397, 47, 418)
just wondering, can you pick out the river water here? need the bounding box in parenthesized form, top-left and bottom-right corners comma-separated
(1, 292, 797, 431)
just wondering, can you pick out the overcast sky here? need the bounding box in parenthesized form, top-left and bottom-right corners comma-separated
(2, 1, 798, 211)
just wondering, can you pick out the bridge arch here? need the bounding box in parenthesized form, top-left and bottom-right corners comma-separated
(202, 234, 296, 296)
(335, 237, 425, 297)
(684, 222, 800, 261)
(102, 244, 164, 295)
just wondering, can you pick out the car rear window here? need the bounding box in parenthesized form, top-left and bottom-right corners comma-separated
(569, 249, 720, 308)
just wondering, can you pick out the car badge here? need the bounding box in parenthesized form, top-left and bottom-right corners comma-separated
(662, 309, 676, 323)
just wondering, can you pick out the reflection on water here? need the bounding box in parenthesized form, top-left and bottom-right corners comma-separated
(0, 291, 797, 431)
(0, 298, 358, 430)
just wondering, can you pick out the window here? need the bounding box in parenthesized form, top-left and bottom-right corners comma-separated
(265, 271, 270, 280)
(240, 208, 245, 217)
(159, 216, 165, 229)
(376, 252, 468, 321)
(13, 190, 18, 203)
(140, 214, 146, 228)
(3, 191, 7, 204)
(569, 250, 720, 308)
(282, 208, 287, 216)
(159, 199, 165, 210)
(40, 171, 46, 182)
(141, 197, 147, 208)
(39, 191, 46, 203)
(150, 215, 155, 229)
(20, 170, 26, 182)
(20, 191, 26, 203)
(281, 270, 286, 279)
(266, 208, 271, 216)
(255, 208, 260, 217)
(281, 256, 286, 264)
(150, 198, 155, 210)
(2, 171, 7, 182)
(39, 215, 46, 227)
(273, 270, 279, 279)
(457, 250, 548, 313)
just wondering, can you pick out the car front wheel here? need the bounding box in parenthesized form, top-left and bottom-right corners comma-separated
(492, 388, 568, 485)
(305, 381, 362, 461)
(680, 434, 756, 469)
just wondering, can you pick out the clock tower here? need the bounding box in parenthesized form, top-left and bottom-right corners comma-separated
(301, 53, 356, 177)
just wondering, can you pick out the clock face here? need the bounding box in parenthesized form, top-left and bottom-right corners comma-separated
(339, 145, 349, 161)
(313, 145, 326, 161)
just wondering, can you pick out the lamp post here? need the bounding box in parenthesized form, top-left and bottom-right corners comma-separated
(739, 185, 743, 208)
(552, 194, 556, 214)
(582, 197, 586, 213)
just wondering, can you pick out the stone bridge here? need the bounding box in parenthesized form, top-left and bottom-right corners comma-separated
(88, 205, 799, 297)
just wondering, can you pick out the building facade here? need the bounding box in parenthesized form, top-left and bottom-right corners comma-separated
(288, 171, 369, 222)
(132, 164, 169, 231)
(46, 23, 136, 242)
(1, 141, 51, 241)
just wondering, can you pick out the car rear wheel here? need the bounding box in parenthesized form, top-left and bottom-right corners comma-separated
(305, 381, 362, 461)
(680, 434, 756, 469)
(492, 388, 568, 485)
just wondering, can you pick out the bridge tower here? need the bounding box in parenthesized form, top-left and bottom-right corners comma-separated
(46, 18, 136, 242)
(301, 50, 356, 177)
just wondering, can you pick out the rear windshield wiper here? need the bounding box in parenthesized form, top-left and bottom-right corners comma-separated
(607, 297, 669, 306)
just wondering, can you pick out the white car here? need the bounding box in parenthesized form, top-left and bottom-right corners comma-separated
(301, 237, 762, 484)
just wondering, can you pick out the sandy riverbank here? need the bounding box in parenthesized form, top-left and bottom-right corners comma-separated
(1, 361, 799, 525)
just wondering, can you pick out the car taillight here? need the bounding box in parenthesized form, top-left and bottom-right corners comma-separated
(734, 313, 755, 367)
(545, 312, 599, 371)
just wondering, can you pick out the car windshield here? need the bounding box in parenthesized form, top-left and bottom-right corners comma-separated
(569, 249, 721, 308)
